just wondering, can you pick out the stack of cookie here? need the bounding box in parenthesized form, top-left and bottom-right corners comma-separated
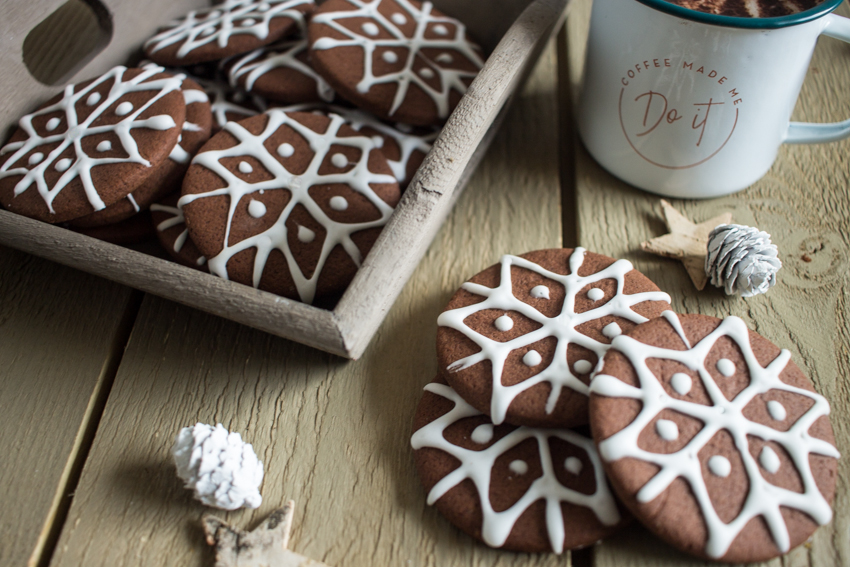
(412, 248, 839, 562)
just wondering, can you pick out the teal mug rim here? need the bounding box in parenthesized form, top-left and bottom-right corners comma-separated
(635, 0, 844, 29)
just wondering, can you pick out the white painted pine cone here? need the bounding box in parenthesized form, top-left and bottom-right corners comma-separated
(705, 224, 781, 297)
(172, 423, 264, 510)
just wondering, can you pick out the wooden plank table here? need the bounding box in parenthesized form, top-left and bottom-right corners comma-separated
(1, 2, 848, 566)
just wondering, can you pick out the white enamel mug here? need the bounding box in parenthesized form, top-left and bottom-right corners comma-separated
(577, 0, 850, 199)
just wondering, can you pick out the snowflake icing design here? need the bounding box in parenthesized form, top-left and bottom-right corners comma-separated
(591, 312, 840, 558)
(311, 0, 485, 119)
(438, 248, 672, 425)
(178, 110, 396, 304)
(411, 382, 621, 553)
(145, 0, 313, 61)
(0, 65, 182, 213)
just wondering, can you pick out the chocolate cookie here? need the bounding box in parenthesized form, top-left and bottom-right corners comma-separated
(228, 38, 336, 104)
(70, 210, 156, 245)
(308, 0, 485, 126)
(180, 110, 400, 304)
(0, 66, 185, 224)
(589, 312, 839, 563)
(412, 376, 626, 553)
(69, 75, 213, 228)
(195, 74, 268, 133)
(437, 248, 671, 429)
(150, 192, 207, 270)
(144, 0, 315, 66)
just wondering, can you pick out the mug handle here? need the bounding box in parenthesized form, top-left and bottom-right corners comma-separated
(785, 14, 850, 144)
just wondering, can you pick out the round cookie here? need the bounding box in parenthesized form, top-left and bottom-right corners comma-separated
(180, 110, 400, 304)
(411, 376, 626, 553)
(589, 312, 839, 563)
(150, 192, 207, 270)
(437, 248, 672, 429)
(308, 0, 485, 126)
(228, 38, 336, 104)
(0, 66, 185, 224)
(194, 74, 268, 133)
(70, 76, 213, 228)
(144, 0, 315, 66)
(69, 210, 156, 245)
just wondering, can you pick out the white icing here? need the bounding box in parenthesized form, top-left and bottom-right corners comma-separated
(530, 285, 550, 299)
(311, 0, 484, 119)
(432, 23, 449, 35)
(419, 67, 435, 80)
(436, 52, 453, 64)
(0, 65, 180, 213)
(45, 117, 61, 131)
(438, 249, 672, 424)
(509, 459, 528, 475)
(767, 400, 787, 421)
(127, 193, 140, 213)
(191, 74, 266, 131)
(717, 358, 736, 377)
(471, 423, 494, 444)
(150, 202, 203, 261)
(96, 140, 112, 152)
(708, 455, 731, 478)
(565, 456, 583, 475)
(602, 322, 622, 339)
(671, 372, 693, 396)
(86, 92, 101, 106)
(523, 350, 542, 367)
(391, 12, 407, 25)
(227, 38, 335, 103)
(247, 199, 266, 218)
(382, 50, 399, 64)
(239, 160, 253, 174)
(655, 419, 679, 441)
(410, 383, 621, 553)
(182, 88, 209, 106)
(587, 287, 605, 301)
(296, 224, 315, 243)
(277, 142, 294, 157)
(115, 101, 133, 116)
(590, 313, 840, 558)
(54, 158, 72, 172)
(144, 0, 311, 60)
(329, 195, 349, 211)
(494, 314, 513, 332)
(178, 111, 396, 304)
(759, 446, 781, 474)
(28, 152, 43, 165)
(361, 22, 380, 36)
(331, 153, 348, 168)
(574, 360, 593, 375)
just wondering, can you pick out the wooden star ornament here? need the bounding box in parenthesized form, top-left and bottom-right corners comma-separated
(204, 500, 331, 567)
(640, 200, 732, 290)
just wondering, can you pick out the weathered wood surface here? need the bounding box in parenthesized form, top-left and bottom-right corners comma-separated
(0, 247, 136, 567)
(567, 1, 850, 566)
(47, 41, 565, 567)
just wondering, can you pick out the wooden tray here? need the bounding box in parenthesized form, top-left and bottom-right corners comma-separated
(0, 0, 569, 359)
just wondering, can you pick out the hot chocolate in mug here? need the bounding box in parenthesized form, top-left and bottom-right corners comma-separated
(577, 0, 850, 199)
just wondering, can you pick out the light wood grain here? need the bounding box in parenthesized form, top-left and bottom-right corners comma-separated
(567, 1, 850, 566)
(0, 247, 136, 567)
(47, 38, 565, 567)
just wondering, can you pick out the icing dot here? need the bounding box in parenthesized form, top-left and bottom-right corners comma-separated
(564, 457, 583, 475)
(46, 117, 61, 131)
(419, 67, 435, 79)
(201, 27, 216, 36)
(716, 358, 736, 377)
(241, 18, 257, 26)
(238, 161, 253, 174)
(329, 196, 349, 211)
(707, 455, 731, 478)
(436, 53, 453, 64)
(470, 424, 493, 444)
(602, 322, 622, 339)
(371, 135, 384, 148)
(277, 143, 295, 158)
(247, 199, 266, 218)
(54, 158, 72, 172)
(759, 446, 781, 474)
(297, 225, 316, 244)
(28, 152, 44, 165)
(494, 315, 513, 332)
(361, 22, 380, 36)
(115, 101, 133, 116)
(655, 419, 679, 441)
(86, 92, 101, 106)
(331, 153, 348, 168)
(382, 51, 399, 64)
(670, 372, 693, 395)
(573, 360, 593, 375)
(391, 12, 407, 25)
(508, 460, 528, 475)
(433, 24, 449, 35)
(207, 10, 221, 18)
(257, 2, 270, 10)
(96, 140, 112, 152)
(396, 123, 413, 133)
(587, 288, 605, 301)
(530, 285, 550, 299)
(523, 350, 542, 367)
(767, 400, 787, 421)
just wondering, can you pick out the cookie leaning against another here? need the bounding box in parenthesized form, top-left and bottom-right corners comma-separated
(589, 312, 839, 563)
(437, 248, 671, 429)
(150, 192, 208, 270)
